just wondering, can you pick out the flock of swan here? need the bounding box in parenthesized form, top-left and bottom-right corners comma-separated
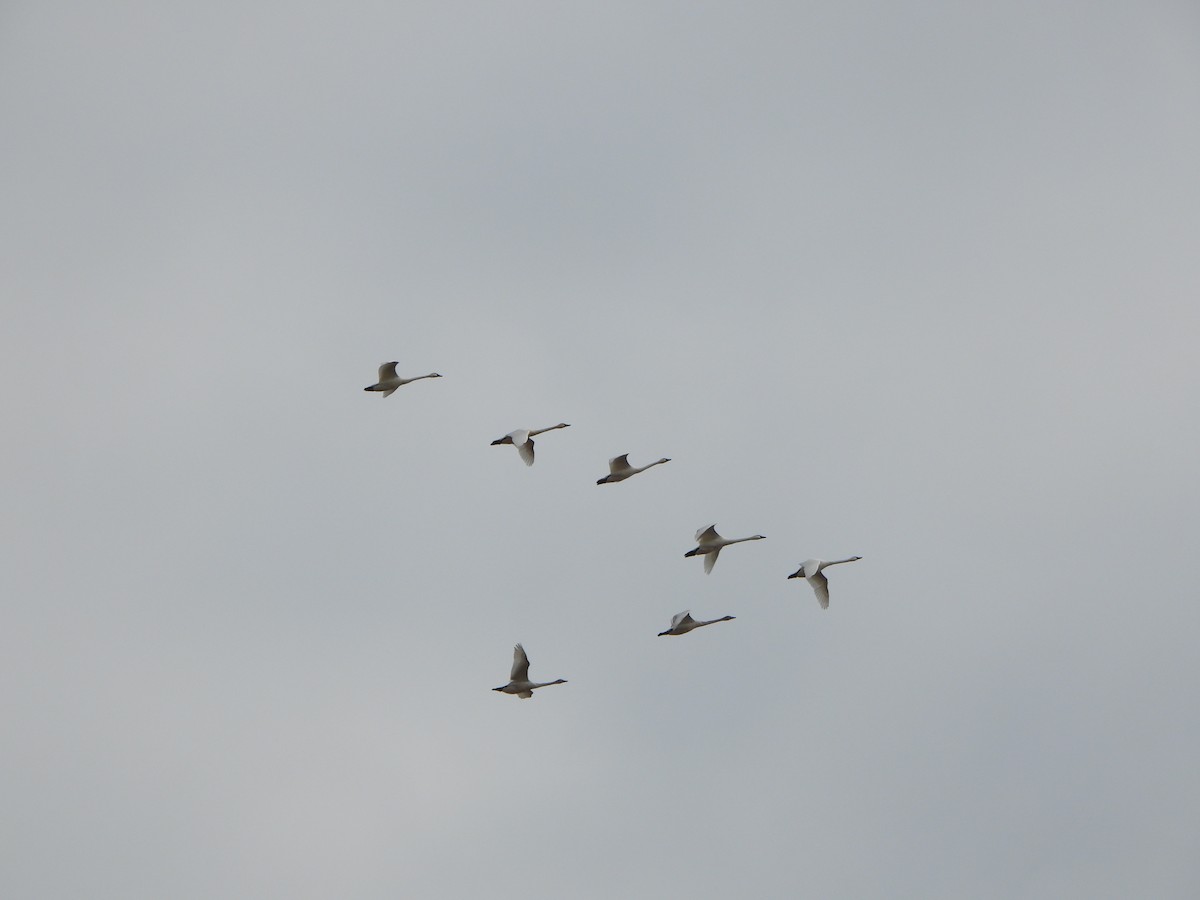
(366, 360, 863, 699)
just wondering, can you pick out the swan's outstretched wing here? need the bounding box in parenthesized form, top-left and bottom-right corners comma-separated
(809, 571, 830, 609)
(510, 644, 531, 681)
(703, 547, 721, 574)
(518, 438, 535, 466)
(377, 361, 399, 381)
(608, 454, 631, 475)
(695, 524, 720, 545)
(670, 611, 693, 631)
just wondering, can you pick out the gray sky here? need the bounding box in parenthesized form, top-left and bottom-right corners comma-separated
(2, 2, 1199, 898)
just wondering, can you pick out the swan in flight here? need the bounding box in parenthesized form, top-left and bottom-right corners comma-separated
(787, 557, 862, 609)
(363, 362, 441, 397)
(684, 524, 766, 574)
(490, 423, 571, 466)
(492, 644, 568, 699)
(596, 454, 671, 484)
(657, 610, 735, 636)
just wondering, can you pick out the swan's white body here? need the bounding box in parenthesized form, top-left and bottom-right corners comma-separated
(788, 556, 862, 609)
(684, 524, 766, 574)
(364, 362, 441, 397)
(658, 610, 735, 636)
(491, 423, 570, 466)
(597, 454, 671, 485)
(492, 644, 567, 699)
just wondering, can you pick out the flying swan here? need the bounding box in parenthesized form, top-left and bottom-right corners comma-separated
(491, 423, 571, 466)
(684, 524, 766, 574)
(787, 557, 862, 609)
(657, 610, 736, 636)
(596, 454, 671, 484)
(363, 362, 441, 397)
(492, 644, 568, 699)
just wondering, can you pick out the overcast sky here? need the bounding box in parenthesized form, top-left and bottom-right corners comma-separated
(2, 3, 1199, 898)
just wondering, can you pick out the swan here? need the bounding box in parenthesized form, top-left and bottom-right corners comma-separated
(684, 524, 766, 574)
(490, 423, 570, 466)
(363, 362, 442, 397)
(597, 454, 671, 484)
(492, 644, 568, 699)
(787, 556, 862, 609)
(657, 610, 735, 636)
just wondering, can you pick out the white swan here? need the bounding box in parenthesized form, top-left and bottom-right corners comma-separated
(363, 362, 442, 397)
(490, 423, 571, 466)
(492, 644, 567, 699)
(787, 557, 862, 609)
(658, 610, 735, 636)
(684, 524, 766, 574)
(596, 454, 671, 485)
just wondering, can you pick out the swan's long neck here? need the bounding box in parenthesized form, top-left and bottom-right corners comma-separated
(640, 458, 670, 472)
(531, 679, 567, 689)
(726, 534, 766, 546)
(530, 423, 570, 436)
(825, 556, 861, 567)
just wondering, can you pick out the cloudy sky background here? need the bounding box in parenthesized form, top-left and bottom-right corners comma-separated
(2, 2, 1199, 897)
